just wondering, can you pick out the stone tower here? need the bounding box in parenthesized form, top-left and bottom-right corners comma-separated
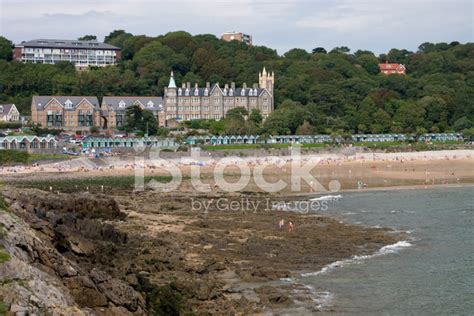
(163, 71, 177, 126)
(258, 67, 275, 92)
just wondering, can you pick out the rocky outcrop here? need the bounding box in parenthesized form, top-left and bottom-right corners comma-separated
(0, 188, 144, 315)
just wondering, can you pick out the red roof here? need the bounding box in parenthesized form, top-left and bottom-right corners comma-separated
(379, 63, 405, 72)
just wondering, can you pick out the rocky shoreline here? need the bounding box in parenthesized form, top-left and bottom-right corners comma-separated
(0, 187, 402, 314)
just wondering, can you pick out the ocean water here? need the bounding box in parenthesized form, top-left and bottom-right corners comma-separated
(300, 186, 474, 315)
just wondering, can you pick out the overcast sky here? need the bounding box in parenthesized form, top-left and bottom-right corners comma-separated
(0, 0, 472, 55)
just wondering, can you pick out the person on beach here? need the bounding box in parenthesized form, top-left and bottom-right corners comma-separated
(278, 219, 285, 229)
(288, 221, 294, 232)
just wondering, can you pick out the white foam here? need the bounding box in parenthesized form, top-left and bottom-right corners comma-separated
(378, 240, 412, 255)
(301, 240, 412, 277)
(310, 195, 342, 202)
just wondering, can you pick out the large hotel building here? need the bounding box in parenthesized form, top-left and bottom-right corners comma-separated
(31, 68, 274, 133)
(13, 39, 121, 69)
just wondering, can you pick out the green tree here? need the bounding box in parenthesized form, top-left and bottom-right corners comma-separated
(124, 105, 158, 136)
(312, 47, 327, 54)
(296, 120, 314, 135)
(0, 36, 13, 61)
(452, 116, 472, 131)
(249, 109, 263, 125)
(78, 35, 97, 41)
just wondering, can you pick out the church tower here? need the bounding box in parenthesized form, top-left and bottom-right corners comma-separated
(258, 67, 274, 92)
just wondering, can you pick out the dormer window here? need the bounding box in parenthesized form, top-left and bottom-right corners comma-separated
(253, 88, 258, 95)
(185, 88, 190, 96)
(229, 88, 234, 96)
(147, 100, 154, 108)
(204, 88, 209, 96)
(223, 89, 227, 97)
(119, 100, 126, 108)
(178, 88, 182, 96)
(248, 89, 253, 97)
(241, 89, 246, 96)
(64, 99, 73, 109)
(0, 106, 3, 113)
(194, 89, 199, 96)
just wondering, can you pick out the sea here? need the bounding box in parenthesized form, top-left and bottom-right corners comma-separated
(289, 186, 474, 315)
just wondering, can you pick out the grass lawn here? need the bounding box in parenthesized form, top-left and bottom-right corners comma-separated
(28, 153, 70, 163)
(11, 175, 177, 193)
(0, 150, 70, 165)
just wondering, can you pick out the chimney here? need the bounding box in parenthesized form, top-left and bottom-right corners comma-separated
(194, 83, 198, 88)
(206, 82, 210, 89)
(182, 83, 186, 88)
(253, 83, 258, 89)
(243, 82, 247, 89)
(224, 83, 229, 89)
(231, 82, 236, 90)
(186, 82, 191, 89)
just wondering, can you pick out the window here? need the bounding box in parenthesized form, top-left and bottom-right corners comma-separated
(47, 114, 54, 127)
(214, 98, 219, 104)
(64, 99, 73, 109)
(214, 106, 220, 111)
(116, 114, 124, 127)
(119, 100, 126, 108)
(178, 88, 182, 96)
(147, 100, 154, 108)
(86, 113, 93, 126)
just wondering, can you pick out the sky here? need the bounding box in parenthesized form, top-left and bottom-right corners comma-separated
(0, 0, 472, 55)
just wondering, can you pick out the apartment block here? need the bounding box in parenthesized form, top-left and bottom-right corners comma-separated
(13, 39, 121, 69)
(221, 32, 252, 45)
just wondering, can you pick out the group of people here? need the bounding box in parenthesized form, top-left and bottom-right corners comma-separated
(278, 219, 295, 232)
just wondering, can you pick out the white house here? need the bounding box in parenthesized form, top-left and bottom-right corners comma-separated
(0, 104, 20, 122)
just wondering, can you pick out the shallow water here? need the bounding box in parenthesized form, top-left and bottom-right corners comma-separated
(301, 186, 474, 315)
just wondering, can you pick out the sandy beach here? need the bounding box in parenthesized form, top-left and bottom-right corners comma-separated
(3, 149, 473, 193)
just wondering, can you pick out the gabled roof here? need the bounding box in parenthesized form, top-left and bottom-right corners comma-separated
(174, 86, 269, 97)
(32, 96, 100, 110)
(0, 136, 57, 142)
(0, 104, 18, 116)
(102, 96, 164, 111)
(379, 63, 406, 71)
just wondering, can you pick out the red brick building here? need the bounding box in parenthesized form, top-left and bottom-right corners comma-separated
(379, 62, 406, 75)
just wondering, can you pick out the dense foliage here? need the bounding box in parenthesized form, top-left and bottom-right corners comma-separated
(0, 150, 29, 165)
(0, 31, 473, 135)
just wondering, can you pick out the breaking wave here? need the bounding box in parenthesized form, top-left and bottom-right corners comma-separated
(310, 195, 342, 202)
(301, 240, 412, 277)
